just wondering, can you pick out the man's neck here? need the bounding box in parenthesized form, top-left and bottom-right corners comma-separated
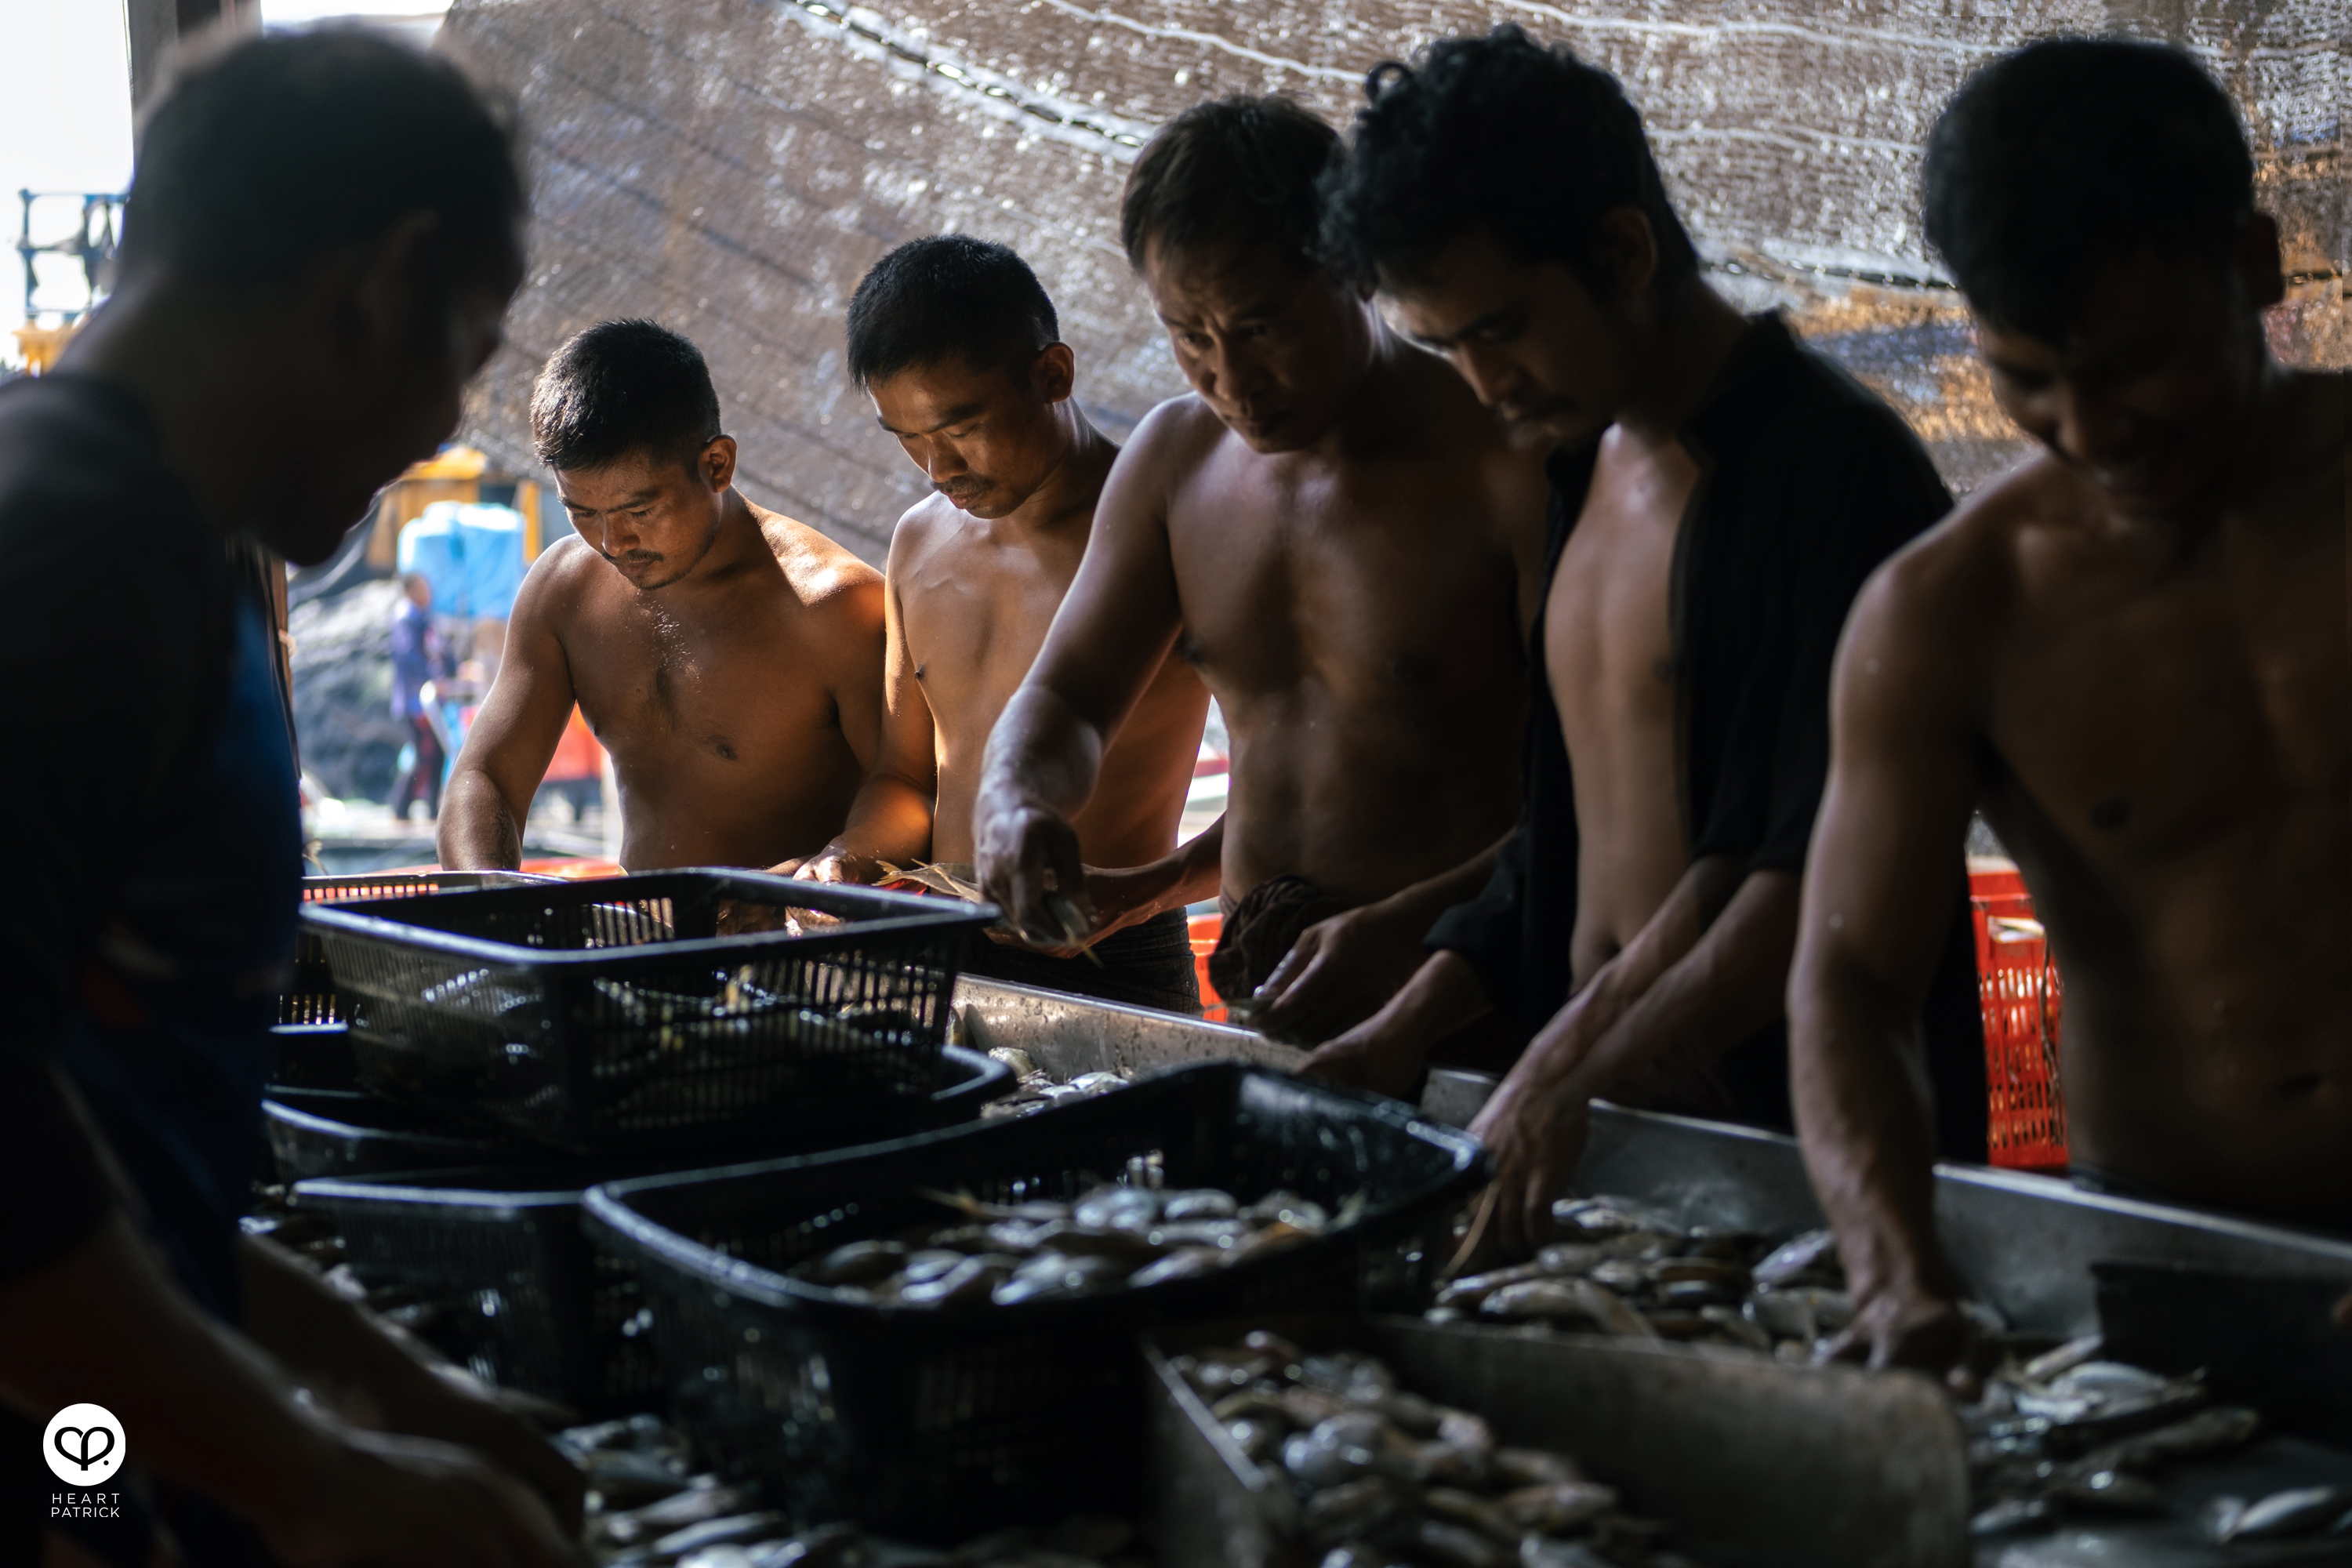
(1610, 280, 1751, 448)
(1311, 306, 1408, 455)
(989, 408, 1118, 540)
(55, 274, 278, 534)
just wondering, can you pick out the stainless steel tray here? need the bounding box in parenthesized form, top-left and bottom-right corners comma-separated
(954, 978, 2352, 1338)
(1146, 1313, 1969, 1568)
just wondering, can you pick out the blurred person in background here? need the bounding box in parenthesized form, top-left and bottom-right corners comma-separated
(390, 569, 456, 820)
(0, 27, 580, 1568)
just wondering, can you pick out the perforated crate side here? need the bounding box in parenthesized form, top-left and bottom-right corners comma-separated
(1971, 897, 2069, 1170)
(590, 1064, 1483, 1540)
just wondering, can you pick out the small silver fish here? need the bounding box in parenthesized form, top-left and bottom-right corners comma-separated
(2223, 1485, 2352, 1541)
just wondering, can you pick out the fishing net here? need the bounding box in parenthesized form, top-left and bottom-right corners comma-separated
(445, 0, 2349, 547)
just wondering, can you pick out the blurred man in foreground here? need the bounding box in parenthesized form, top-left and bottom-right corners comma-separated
(0, 29, 577, 1568)
(1789, 38, 2350, 1377)
(441, 321, 885, 873)
(798, 236, 1214, 1012)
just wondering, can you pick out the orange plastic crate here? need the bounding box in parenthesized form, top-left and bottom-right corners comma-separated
(1969, 871, 2069, 1171)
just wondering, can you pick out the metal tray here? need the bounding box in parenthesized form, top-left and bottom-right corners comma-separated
(1146, 1313, 1969, 1568)
(950, 981, 2352, 1338)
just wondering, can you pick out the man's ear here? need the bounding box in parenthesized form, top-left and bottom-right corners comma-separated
(2235, 211, 2285, 310)
(338, 211, 444, 361)
(700, 434, 739, 491)
(1030, 343, 1077, 405)
(1595, 206, 1661, 309)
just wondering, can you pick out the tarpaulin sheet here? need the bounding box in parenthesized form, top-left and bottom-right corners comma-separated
(444, 0, 2349, 557)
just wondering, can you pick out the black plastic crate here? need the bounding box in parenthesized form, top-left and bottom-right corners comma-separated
(294, 1160, 665, 1418)
(282, 870, 560, 1025)
(302, 869, 996, 1152)
(581, 1062, 1487, 1541)
(270, 1022, 359, 1090)
(288, 1044, 1010, 1417)
(265, 1088, 530, 1181)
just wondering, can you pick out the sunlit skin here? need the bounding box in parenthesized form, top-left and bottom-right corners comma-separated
(1294, 221, 1809, 1258)
(972, 234, 1545, 1040)
(796, 344, 1215, 944)
(1788, 217, 2352, 1381)
(439, 434, 885, 872)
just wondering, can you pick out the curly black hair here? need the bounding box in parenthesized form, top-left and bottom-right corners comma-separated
(1318, 26, 1697, 296)
(1924, 38, 2256, 345)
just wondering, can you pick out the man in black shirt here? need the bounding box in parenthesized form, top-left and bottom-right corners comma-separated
(1308, 28, 1986, 1252)
(0, 31, 574, 1568)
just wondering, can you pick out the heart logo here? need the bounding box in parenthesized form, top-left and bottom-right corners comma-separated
(54, 1425, 114, 1472)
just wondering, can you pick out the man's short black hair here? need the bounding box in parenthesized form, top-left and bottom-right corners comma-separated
(1121, 96, 1339, 273)
(530, 320, 723, 473)
(1924, 38, 2256, 345)
(118, 27, 523, 288)
(845, 235, 1060, 390)
(1319, 27, 1699, 296)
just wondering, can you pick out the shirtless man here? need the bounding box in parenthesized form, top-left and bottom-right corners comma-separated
(440, 319, 884, 871)
(1306, 29, 1987, 1249)
(1789, 38, 2352, 1375)
(971, 96, 1545, 1050)
(797, 235, 1214, 1011)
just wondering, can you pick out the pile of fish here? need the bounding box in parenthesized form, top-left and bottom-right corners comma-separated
(1423, 1196, 1909, 1359)
(567, 1414, 1146, 1566)
(1172, 1330, 1710, 1568)
(1957, 1334, 2350, 1543)
(789, 1181, 1361, 1308)
(978, 1047, 1131, 1120)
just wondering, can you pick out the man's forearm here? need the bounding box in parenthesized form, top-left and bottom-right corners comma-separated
(978, 684, 1109, 822)
(1143, 815, 1226, 908)
(1554, 866, 1798, 1110)
(821, 770, 937, 873)
(1790, 960, 1954, 1302)
(1370, 834, 1510, 934)
(436, 770, 524, 871)
(1, 1216, 339, 1530)
(241, 1235, 441, 1422)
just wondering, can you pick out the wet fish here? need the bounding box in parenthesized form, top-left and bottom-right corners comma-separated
(2072, 1405, 2260, 1473)
(2223, 1485, 2352, 1542)
(1495, 1480, 1618, 1534)
(1751, 1228, 1841, 1288)
(651, 1512, 793, 1559)
(900, 1254, 1014, 1307)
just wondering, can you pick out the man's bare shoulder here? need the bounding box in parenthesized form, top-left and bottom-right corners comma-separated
(1124, 393, 1236, 477)
(515, 533, 613, 621)
(1857, 454, 2074, 650)
(883, 492, 969, 580)
(753, 505, 885, 607)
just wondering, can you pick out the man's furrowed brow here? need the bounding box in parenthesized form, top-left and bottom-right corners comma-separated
(878, 400, 988, 437)
(1429, 303, 1519, 348)
(564, 486, 662, 510)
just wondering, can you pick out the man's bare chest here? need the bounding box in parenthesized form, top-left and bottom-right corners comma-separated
(1167, 492, 1512, 698)
(1989, 558, 2347, 866)
(566, 602, 833, 759)
(901, 554, 1068, 713)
